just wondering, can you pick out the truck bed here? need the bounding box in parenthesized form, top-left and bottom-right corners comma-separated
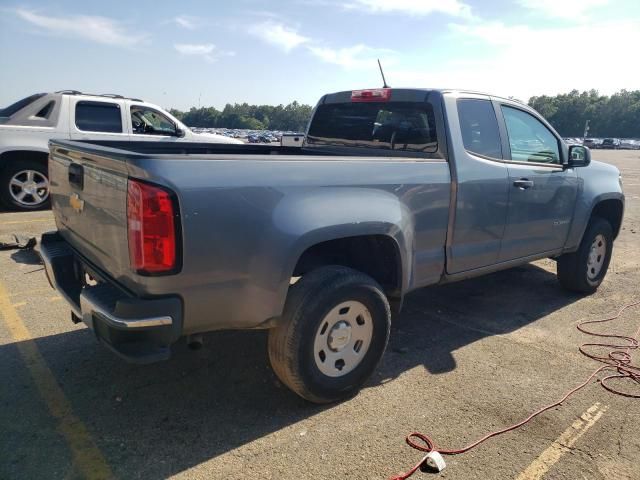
(63, 139, 444, 159)
(47, 138, 451, 336)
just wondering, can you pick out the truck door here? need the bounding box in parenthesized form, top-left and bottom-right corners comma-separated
(68, 98, 129, 142)
(496, 104, 578, 261)
(446, 97, 510, 273)
(127, 102, 182, 141)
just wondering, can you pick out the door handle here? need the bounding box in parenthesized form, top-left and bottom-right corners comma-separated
(68, 163, 84, 190)
(513, 178, 534, 190)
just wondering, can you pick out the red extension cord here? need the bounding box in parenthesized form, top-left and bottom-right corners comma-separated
(389, 299, 640, 480)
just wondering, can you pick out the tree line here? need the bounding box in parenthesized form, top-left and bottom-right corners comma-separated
(169, 101, 313, 132)
(168, 90, 640, 137)
(528, 90, 640, 138)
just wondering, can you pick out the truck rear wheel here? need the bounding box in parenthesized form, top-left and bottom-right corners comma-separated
(557, 217, 613, 294)
(0, 160, 50, 210)
(268, 266, 391, 403)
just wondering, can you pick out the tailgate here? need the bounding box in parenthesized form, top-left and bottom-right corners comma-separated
(49, 140, 131, 279)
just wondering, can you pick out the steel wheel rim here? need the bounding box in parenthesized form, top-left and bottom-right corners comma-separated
(9, 170, 49, 206)
(313, 300, 373, 378)
(587, 234, 607, 280)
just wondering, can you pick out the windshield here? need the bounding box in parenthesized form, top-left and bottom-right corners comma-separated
(306, 101, 438, 154)
(0, 93, 46, 118)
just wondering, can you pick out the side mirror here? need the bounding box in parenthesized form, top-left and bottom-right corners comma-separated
(175, 126, 186, 138)
(567, 145, 591, 168)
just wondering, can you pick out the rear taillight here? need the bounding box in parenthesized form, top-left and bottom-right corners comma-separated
(127, 179, 178, 274)
(351, 88, 392, 102)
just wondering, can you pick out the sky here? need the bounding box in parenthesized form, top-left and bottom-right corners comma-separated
(1, 0, 640, 110)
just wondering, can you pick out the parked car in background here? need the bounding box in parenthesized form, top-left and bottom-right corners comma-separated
(0, 90, 241, 210)
(620, 139, 640, 150)
(583, 138, 603, 149)
(601, 138, 621, 149)
(41, 87, 623, 403)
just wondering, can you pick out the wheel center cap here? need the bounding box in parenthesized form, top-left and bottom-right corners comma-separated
(23, 181, 37, 195)
(328, 321, 352, 352)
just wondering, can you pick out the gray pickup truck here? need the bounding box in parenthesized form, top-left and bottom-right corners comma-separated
(41, 88, 624, 403)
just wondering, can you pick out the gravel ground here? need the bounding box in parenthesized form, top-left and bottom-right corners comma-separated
(0, 150, 639, 480)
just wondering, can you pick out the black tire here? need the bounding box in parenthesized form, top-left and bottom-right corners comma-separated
(557, 217, 613, 294)
(0, 159, 50, 211)
(268, 266, 391, 403)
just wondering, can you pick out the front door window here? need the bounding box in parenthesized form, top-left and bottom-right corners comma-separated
(501, 106, 560, 164)
(130, 106, 176, 136)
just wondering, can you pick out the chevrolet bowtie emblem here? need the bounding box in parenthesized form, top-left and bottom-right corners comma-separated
(70, 193, 84, 213)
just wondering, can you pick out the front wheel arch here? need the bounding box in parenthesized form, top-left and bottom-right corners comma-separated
(589, 199, 623, 239)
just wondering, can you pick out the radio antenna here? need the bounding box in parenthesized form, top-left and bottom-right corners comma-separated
(377, 59, 390, 88)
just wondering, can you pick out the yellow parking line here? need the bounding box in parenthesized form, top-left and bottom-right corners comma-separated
(515, 402, 609, 480)
(0, 280, 114, 480)
(0, 218, 53, 225)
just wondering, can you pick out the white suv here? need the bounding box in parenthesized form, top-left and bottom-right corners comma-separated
(0, 90, 241, 210)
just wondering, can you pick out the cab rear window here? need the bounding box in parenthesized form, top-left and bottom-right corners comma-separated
(306, 102, 438, 154)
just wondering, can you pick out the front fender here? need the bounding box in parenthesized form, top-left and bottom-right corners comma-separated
(564, 161, 624, 251)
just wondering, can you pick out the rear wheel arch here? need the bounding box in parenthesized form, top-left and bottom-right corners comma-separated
(290, 234, 406, 311)
(0, 150, 51, 210)
(0, 149, 49, 171)
(268, 265, 391, 402)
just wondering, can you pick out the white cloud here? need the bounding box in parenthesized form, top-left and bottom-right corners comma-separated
(248, 21, 310, 52)
(518, 0, 609, 19)
(174, 15, 198, 29)
(449, 22, 532, 45)
(174, 43, 234, 63)
(307, 44, 394, 69)
(393, 20, 640, 101)
(174, 43, 215, 55)
(247, 19, 391, 69)
(347, 0, 472, 17)
(15, 9, 148, 47)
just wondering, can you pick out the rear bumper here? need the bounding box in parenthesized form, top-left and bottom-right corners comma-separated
(40, 231, 183, 364)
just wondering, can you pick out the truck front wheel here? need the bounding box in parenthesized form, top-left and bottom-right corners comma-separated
(0, 160, 50, 210)
(268, 266, 391, 403)
(557, 217, 613, 293)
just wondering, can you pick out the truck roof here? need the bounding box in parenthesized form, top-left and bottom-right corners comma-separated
(54, 90, 144, 102)
(322, 87, 527, 106)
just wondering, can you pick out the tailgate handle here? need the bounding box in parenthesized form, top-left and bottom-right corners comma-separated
(68, 163, 84, 190)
